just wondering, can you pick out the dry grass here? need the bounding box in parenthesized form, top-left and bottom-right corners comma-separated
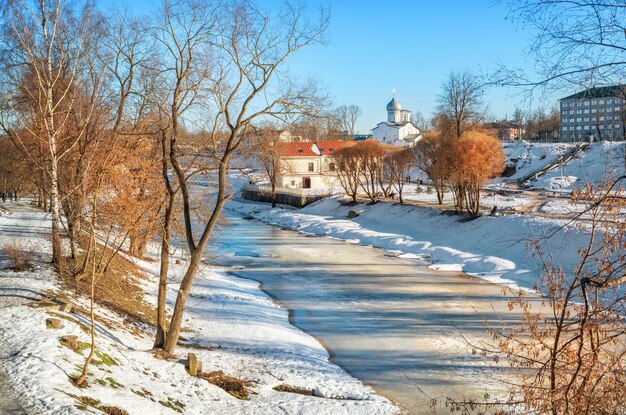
(273, 384, 314, 396)
(3, 240, 35, 271)
(60, 235, 156, 330)
(198, 370, 253, 400)
(60, 391, 129, 415)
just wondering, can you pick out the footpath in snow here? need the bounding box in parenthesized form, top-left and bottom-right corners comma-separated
(0, 202, 396, 415)
(229, 196, 589, 291)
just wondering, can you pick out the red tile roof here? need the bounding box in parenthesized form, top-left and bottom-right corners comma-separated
(277, 140, 353, 157)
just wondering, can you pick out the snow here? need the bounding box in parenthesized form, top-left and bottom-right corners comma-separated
(539, 175, 578, 190)
(530, 141, 625, 191)
(499, 140, 576, 182)
(0, 202, 396, 415)
(228, 196, 588, 291)
(540, 199, 581, 214)
(480, 194, 528, 208)
(401, 186, 529, 209)
(500, 140, 625, 192)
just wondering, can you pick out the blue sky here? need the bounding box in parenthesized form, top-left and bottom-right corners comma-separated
(105, 0, 561, 133)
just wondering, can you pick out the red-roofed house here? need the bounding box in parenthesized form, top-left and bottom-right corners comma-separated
(276, 140, 353, 190)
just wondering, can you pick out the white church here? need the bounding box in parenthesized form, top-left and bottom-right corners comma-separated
(371, 93, 422, 147)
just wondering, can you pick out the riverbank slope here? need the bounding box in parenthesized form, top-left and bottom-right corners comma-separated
(0, 201, 396, 415)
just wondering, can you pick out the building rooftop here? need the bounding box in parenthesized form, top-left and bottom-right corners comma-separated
(561, 85, 626, 100)
(277, 140, 353, 157)
(372, 121, 413, 129)
(386, 97, 402, 111)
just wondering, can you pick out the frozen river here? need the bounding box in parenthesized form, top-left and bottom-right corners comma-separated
(0, 371, 24, 415)
(211, 209, 524, 414)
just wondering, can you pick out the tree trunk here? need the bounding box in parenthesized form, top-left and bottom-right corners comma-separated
(153, 195, 174, 349)
(271, 183, 277, 208)
(75, 269, 96, 387)
(50, 157, 63, 267)
(163, 250, 202, 354)
(162, 161, 229, 354)
(128, 231, 149, 258)
(75, 195, 99, 387)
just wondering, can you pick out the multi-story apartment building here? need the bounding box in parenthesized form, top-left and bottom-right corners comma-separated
(560, 85, 626, 142)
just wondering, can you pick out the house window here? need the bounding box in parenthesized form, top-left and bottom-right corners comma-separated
(308, 162, 314, 172)
(329, 162, 335, 172)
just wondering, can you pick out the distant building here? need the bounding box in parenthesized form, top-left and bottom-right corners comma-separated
(276, 140, 353, 190)
(371, 93, 422, 147)
(560, 85, 626, 142)
(485, 120, 525, 142)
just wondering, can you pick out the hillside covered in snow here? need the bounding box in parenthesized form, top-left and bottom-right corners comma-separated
(499, 140, 626, 191)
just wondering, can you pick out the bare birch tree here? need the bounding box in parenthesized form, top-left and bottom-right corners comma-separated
(0, 0, 102, 267)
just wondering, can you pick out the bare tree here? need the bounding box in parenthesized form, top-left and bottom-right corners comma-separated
(249, 130, 292, 208)
(454, 177, 626, 414)
(354, 140, 385, 202)
(336, 104, 362, 138)
(437, 70, 487, 138)
(524, 106, 561, 142)
(411, 110, 429, 131)
(443, 130, 505, 216)
(148, 0, 218, 350)
(0, 0, 103, 267)
(293, 112, 342, 140)
(335, 144, 361, 203)
(411, 132, 447, 204)
(154, 0, 329, 354)
(384, 148, 414, 203)
(501, 1, 626, 92)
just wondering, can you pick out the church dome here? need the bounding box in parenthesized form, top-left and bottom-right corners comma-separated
(386, 97, 402, 111)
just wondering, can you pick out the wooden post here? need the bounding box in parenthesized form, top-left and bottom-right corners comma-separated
(186, 353, 199, 376)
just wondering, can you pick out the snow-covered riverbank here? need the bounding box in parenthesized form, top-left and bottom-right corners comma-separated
(0, 202, 396, 415)
(228, 196, 589, 291)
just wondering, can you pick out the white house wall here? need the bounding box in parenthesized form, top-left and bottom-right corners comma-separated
(278, 156, 341, 189)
